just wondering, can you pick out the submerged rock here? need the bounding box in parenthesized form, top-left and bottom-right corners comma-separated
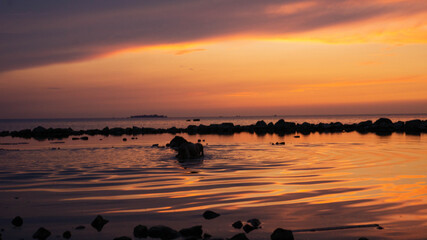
(62, 231, 71, 239)
(229, 233, 249, 240)
(148, 225, 179, 240)
(270, 228, 294, 240)
(179, 225, 203, 238)
(32, 227, 51, 240)
(11, 216, 23, 227)
(176, 142, 204, 160)
(203, 210, 220, 220)
(169, 136, 188, 149)
(75, 225, 85, 230)
(134, 225, 148, 238)
(114, 237, 132, 240)
(247, 219, 261, 228)
(232, 221, 243, 229)
(243, 224, 256, 233)
(91, 215, 109, 232)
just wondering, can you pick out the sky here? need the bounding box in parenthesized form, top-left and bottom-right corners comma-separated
(0, 0, 426, 118)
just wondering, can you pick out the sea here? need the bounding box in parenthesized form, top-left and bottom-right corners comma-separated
(0, 114, 426, 240)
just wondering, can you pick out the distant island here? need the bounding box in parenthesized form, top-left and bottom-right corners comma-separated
(129, 114, 167, 118)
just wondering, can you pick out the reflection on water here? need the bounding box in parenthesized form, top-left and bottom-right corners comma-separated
(0, 132, 426, 240)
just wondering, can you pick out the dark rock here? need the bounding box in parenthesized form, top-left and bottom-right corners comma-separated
(271, 228, 294, 240)
(11, 216, 23, 227)
(123, 138, 127, 141)
(176, 142, 204, 160)
(203, 233, 212, 239)
(134, 224, 148, 238)
(62, 231, 71, 239)
(358, 238, 369, 240)
(405, 119, 422, 132)
(255, 120, 267, 128)
(373, 118, 394, 132)
(152, 144, 159, 147)
(229, 233, 249, 240)
(357, 120, 373, 132)
(32, 227, 51, 240)
(243, 224, 256, 233)
(91, 215, 108, 232)
(75, 225, 85, 230)
(114, 237, 132, 240)
(232, 221, 243, 229)
(80, 136, 89, 140)
(193, 119, 200, 121)
(247, 219, 261, 228)
(203, 210, 220, 220)
(179, 225, 203, 238)
(169, 136, 188, 149)
(148, 225, 179, 240)
(71, 137, 79, 140)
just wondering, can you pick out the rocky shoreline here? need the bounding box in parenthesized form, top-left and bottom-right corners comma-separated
(0, 118, 426, 140)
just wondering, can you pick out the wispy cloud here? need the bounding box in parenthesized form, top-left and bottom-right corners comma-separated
(175, 48, 205, 55)
(0, 0, 426, 72)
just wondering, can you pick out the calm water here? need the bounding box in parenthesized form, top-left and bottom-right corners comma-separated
(0, 116, 427, 240)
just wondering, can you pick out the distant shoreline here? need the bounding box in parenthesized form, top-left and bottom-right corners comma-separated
(1, 118, 426, 139)
(129, 114, 167, 119)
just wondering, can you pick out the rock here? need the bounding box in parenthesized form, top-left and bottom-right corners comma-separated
(148, 225, 179, 240)
(255, 120, 267, 128)
(247, 219, 261, 228)
(270, 228, 294, 240)
(91, 215, 108, 232)
(123, 138, 127, 141)
(75, 225, 85, 230)
(232, 221, 243, 229)
(62, 231, 71, 239)
(11, 216, 23, 227)
(72, 137, 79, 140)
(203, 210, 220, 219)
(134, 225, 148, 238)
(203, 233, 212, 239)
(193, 119, 200, 121)
(405, 119, 422, 132)
(114, 237, 132, 240)
(176, 142, 204, 160)
(358, 238, 369, 240)
(243, 224, 256, 233)
(80, 136, 89, 140)
(169, 136, 188, 149)
(373, 118, 394, 132)
(32, 227, 51, 240)
(179, 225, 203, 238)
(152, 144, 159, 147)
(229, 233, 249, 240)
(294, 135, 300, 138)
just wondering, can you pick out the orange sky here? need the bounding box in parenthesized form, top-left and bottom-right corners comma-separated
(0, 0, 426, 118)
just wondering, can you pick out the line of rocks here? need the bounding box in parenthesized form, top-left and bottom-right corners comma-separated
(1, 118, 426, 140)
(4, 210, 377, 240)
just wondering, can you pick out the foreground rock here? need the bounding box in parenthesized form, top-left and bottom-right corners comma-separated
(134, 225, 148, 238)
(32, 227, 51, 240)
(91, 215, 109, 232)
(271, 228, 294, 240)
(148, 225, 179, 240)
(11, 216, 23, 227)
(179, 225, 203, 238)
(62, 231, 71, 239)
(230, 233, 249, 240)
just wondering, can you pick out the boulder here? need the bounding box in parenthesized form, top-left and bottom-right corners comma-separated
(148, 225, 179, 240)
(232, 221, 243, 229)
(62, 231, 71, 239)
(373, 118, 394, 132)
(179, 225, 203, 238)
(247, 219, 261, 228)
(134, 224, 148, 238)
(32, 227, 51, 240)
(270, 228, 293, 240)
(243, 224, 256, 233)
(230, 233, 249, 240)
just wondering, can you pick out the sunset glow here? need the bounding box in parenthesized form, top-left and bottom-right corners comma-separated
(0, 0, 426, 118)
